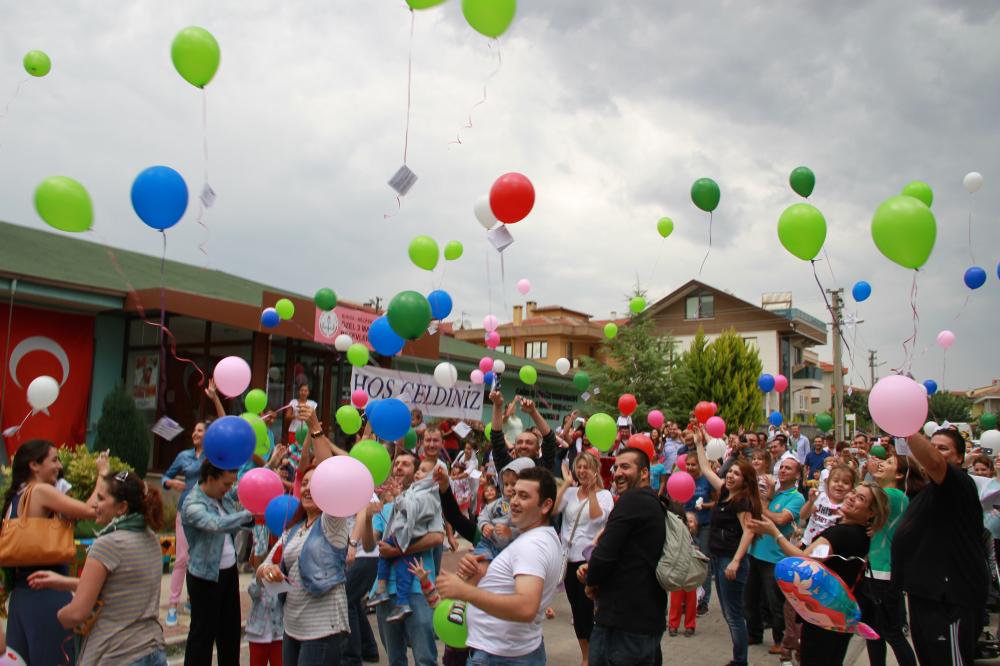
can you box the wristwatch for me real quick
[311,429,324,439]
[349,539,360,548]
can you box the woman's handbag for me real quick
[0,484,77,567]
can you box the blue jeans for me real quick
[713,554,750,666]
[345,557,380,665]
[129,650,168,666]
[695,524,713,607]
[375,592,437,666]
[376,537,416,608]
[589,624,661,666]
[467,642,545,665]
[282,632,346,665]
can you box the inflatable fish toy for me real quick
[774,556,879,639]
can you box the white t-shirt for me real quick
[466,526,562,657]
[802,493,842,545]
[288,399,318,432]
[558,489,614,562]
[210,497,237,568]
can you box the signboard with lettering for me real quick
[314,306,378,348]
[350,365,484,421]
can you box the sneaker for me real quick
[684,628,695,637]
[366,591,391,608]
[165,607,178,627]
[668,627,678,637]
[386,605,412,622]
[780,661,794,666]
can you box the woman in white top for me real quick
[287,383,318,443]
[554,451,614,666]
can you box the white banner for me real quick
[350,366,485,421]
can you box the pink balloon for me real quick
[214,356,251,397]
[310,456,375,517]
[351,390,369,409]
[236,467,284,514]
[479,357,494,373]
[647,409,664,429]
[774,374,788,393]
[516,278,531,295]
[868,374,928,437]
[483,314,499,332]
[937,330,955,349]
[485,331,501,349]
[705,415,726,439]
[470,369,485,384]
[675,453,687,470]
[666,471,696,503]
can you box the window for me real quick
[793,346,803,366]
[685,293,715,320]
[742,336,758,351]
[496,344,512,355]
[524,341,548,359]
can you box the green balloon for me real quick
[901,180,933,208]
[407,0,448,7]
[387,291,433,340]
[404,428,418,450]
[347,343,370,368]
[314,288,337,311]
[573,372,590,392]
[483,422,492,440]
[815,413,833,432]
[585,413,616,452]
[34,176,93,233]
[23,50,51,77]
[350,439,392,485]
[519,365,537,385]
[408,236,440,271]
[789,166,816,198]
[870,445,888,460]
[777,203,827,261]
[336,405,363,435]
[690,178,721,213]
[629,297,646,314]
[656,217,674,238]
[461,0,517,38]
[275,298,295,320]
[171,26,221,88]
[871,195,936,269]
[242,412,270,457]
[244,389,267,415]
[981,413,998,431]
[433,599,468,648]
[444,240,464,261]
[604,323,618,339]
[296,424,309,445]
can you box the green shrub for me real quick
[95,384,151,477]
[57,444,132,503]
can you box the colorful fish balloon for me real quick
[774,556,879,638]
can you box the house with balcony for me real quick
[967,380,1000,420]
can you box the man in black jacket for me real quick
[578,447,667,666]
[487,390,557,472]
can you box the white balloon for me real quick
[982,430,1000,450]
[474,195,498,230]
[27,375,59,410]
[434,362,458,389]
[555,358,571,375]
[923,421,939,437]
[705,438,726,460]
[334,334,353,352]
[964,171,983,194]
[492,360,506,374]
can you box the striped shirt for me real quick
[279,514,350,640]
[79,529,165,666]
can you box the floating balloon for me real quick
[474,195,498,230]
[245,389,267,415]
[265,495,300,536]
[758,374,775,392]
[705,438,727,460]
[851,281,872,303]
[214,356,251,397]
[462,0,517,39]
[705,416,726,439]
[171,27,221,88]
[314,288,337,311]
[275,298,295,320]
[347,343,369,368]
[789,166,816,198]
[936,330,955,349]
[311,456,375,517]
[657,217,674,238]
[769,411,784,427]
[923,421,939,437]
[982,430,1000,451]
[964,172,983,194]
[922,379,938,396]
[964,266,987,290]
[629,297,646,314]
[23,50,51,77]
[694,401,716,424]
[815,413,833,432]
[470,369,484,385]
[516,278,531,295]
[260,308,279,328]
[241,412,269,457]
[776,557,878,638]
[489,172,534,223]
[573,372,590,392]
[519,365,537,385]
[690,178,721,213]
[334,334,352,352]
[444,241,464,261]
[26,376,58,411]
[868,375,928,437]
[131,166,188,231]
[483,314,499,331]
[493,360,506,374]
[618,394,637,416]
[479,357,494,374]
[204,416,255,469]
[981,414,998,431]
[433,599,468,648]
[409,236,439,272]
[777,203,827,261]
[585,413,616,451]
[237,468,283,514]
[901,180,933,208]
[434,362,458,388]
[408,0,448,8]
[555,358,570,375]
[666,471,695,502]
[369,316,405,356]
[774,374,788,393]
[604,323,618,339]
[350,439,392,485]
[387,291,432,340]
[627,434,655,462]
[336,405,363,435]
[351,390,368,409]
[871,195,936,269]
[367,398,410,441]
[485,331,501,349]
[648,409,664,429]
[34,176,93,233]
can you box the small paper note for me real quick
[487,225,514,253]
[592,387,601,395]
[388,165,418,196]
[200,183,216,208]
[894,437,910,455]
[453,421,472,439]
[580,391,591,402]
[469,469,482,480]
[152,416,184,441]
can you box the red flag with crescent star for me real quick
[0,304,94,457]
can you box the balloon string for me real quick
[0,279,17,453]
[0,78,29,149]
[821,245,838,286]
[403,9,414,165]
[645,237,666,296]
[194,88,211,264]
[942,349,947,390]
[500,252,509,323]
[810,259,858,380]
[449,39,502,146]
[953,293,972,322]
[898,271,919,375]
[698,212,712,276]
[968,209,976,264]
[485,247,494,321]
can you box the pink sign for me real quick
[314,306,378,349]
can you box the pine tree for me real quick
[95,385,151,477]
[681,328,763,430]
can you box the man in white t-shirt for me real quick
[436,466,562,664]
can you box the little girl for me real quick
[450,464,473,516]
[801,464,856,545]
[245,523,283,665]
[477,481,499,517]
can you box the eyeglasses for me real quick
[115,471,130,483]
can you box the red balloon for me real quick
[489,172,535,224]
[694,401,714,423]
[618,393,638,416]
[627,434,655,461]
[666,471,696,503]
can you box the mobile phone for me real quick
[985,447,994,456]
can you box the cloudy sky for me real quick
[1,1,998,392]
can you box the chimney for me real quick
[513,304,523,326]
[526,301,537,318]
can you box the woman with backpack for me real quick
[694,433,762,666]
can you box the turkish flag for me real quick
[0,304,94,457]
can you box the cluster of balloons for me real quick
[261,298,295,328]
[871,183,937,270]
[408,236,463,271]
[336,404,363,435]
[757,373,788,393]
[475,172,534,229]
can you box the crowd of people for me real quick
[0,379,995,666]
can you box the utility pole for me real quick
[868,350,878,387]
[828,288,845,442]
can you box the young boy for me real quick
[474,458,534,560]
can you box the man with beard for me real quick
[488,391,557,471]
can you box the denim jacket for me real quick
[283,518,348,596]
[181,484,252,582]
[162,448,205,508]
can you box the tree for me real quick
[843,390,872,432]
[928,391,973,423]
[680,328,763,431]
[95,385,151,477]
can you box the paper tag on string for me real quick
[388,165,418,196]
[894,437,910,455]
[152,416,184,441]
[200,184,216,209]
[592,387,601,395]
[580,391,591,402]
[487,225,514,253]
[453,421,472,439]
[427,323,438,336]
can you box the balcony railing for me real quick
[793,365,824,382]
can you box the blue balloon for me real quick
[369,316,405,356]
[130,166,189,230]
[261,307,280,328]
[758,374,775,392]
[427,290,453,320]
[923,379,938,396]
[964,266,987,290]
[851,280,872,302]
[368,398,410,441]
[769,411,783,427]
[204,415,255,469]
[264,495,300,536]
[483,371,496,386]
